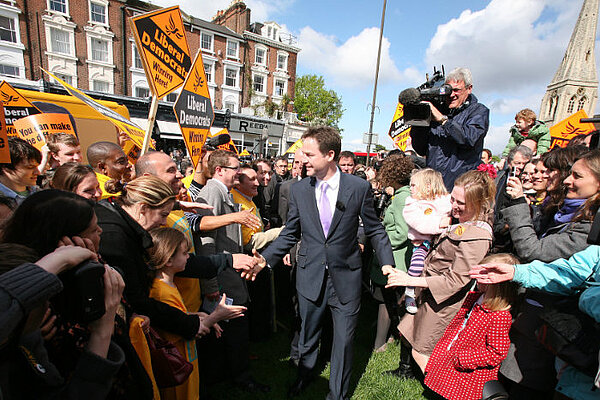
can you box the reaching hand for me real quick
[233,209,262,230]
[283,253,292,267]
[242,249,267,281]
[506,176,524,199]
[178,201,214,213]
[57,235,97,254]
[36,245,97,275]
[469,263,515,284]
[385,269,410,288]
[212,294,246,321]
[232,253,257,277]
[422,101,444,123]
[381,265,395,276]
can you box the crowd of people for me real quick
[1,66,599,400]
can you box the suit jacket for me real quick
[278,177,301,224]
[262,171,394,304]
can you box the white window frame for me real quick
[274,78,286,98]
[132,43,143,70]
[89,0,108,26]
[135,85,150,98]
[49,27,72,55]
[54,71,73,85]
[203,61,213,84]
[48,0,69,16]
[200,31,213,53]
[224,67,238,88]
[252,73,266,94]
[255,45,267,67]
[92,79,109,92]
[276,51,288,71]
[90,37,109,63]
[226,39,238,59]
[0,63,19,77]
[0,15,16,43]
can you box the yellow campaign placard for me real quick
[285,138,303,154]
[213,128,239,155]
[0,103,11,163]
[173,49,213,168]
[239,149,250,157]
[131,6,192,99]
[549,109,595,149]
[13,113,77,151]
[388,102,411,151]
[42,68,152,151]
[0,81,41,137]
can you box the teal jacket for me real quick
[502,120,551,157]
[370,186,412,285]
[514,245,600,400]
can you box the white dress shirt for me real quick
[315,168,340,220]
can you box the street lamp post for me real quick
[365,0,387,167]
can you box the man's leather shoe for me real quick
[382,363,415,380]
[287,377,311,398]
[235,377,271,393]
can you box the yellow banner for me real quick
[13,113,77,151]
[130,6,191,99]
[0,81,41,137]
[549,110,595,149]
[42,68,152,152]
[0,103,10,163]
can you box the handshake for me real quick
[231,249,268,281]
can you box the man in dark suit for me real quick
[257,126,394,400]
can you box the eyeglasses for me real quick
[220,165,240,171]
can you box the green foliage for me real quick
[294,74,344,129]
[491,155,501,162]
[374,144,387,152]
[264,99,278,117]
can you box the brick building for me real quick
[0,0,304,155]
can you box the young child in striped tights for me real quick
[402,168,452,314]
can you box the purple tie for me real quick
[319,182,332,237]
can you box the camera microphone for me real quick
[398,88,421,106]
[205,133,231,150]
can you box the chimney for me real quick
[212,1,251,34]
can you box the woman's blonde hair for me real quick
[119,175,176,209]
[479,253,520,311]
[410,168,447,200]
[454,170,496,221]
[148,227,190,270]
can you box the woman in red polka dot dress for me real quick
[424,253,518,400]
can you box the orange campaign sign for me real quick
[173,50,213,168]
[388,102,412,151]
[213,128,239,155]
[130,6,192,99]
[0,103,11,163]
[549,110,596,149]
[13,113,77,151]
[0,81,41,137]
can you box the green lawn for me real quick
[210,294,429,399]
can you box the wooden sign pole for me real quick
[141,95,159,156]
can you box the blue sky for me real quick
[151,0,598,155]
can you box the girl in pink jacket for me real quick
[402,168,452,313]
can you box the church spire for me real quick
[539,0,599,126]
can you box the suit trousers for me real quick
[297,271,360,400]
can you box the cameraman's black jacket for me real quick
[410,94,489,190]
[95,199,232,340]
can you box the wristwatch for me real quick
[440,115,449,125]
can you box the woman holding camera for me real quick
[0,190,125,399]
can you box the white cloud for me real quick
[297,26,414,88]
[485,122,513,155]
[425,0,581,95]
[149,0,294,22]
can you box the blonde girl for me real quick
[402,168,452,313]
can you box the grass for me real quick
[209,293,430,399]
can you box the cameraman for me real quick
[410,67,489,190]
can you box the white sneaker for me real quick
[405,296,417,314]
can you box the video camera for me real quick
[398,66,451,126]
